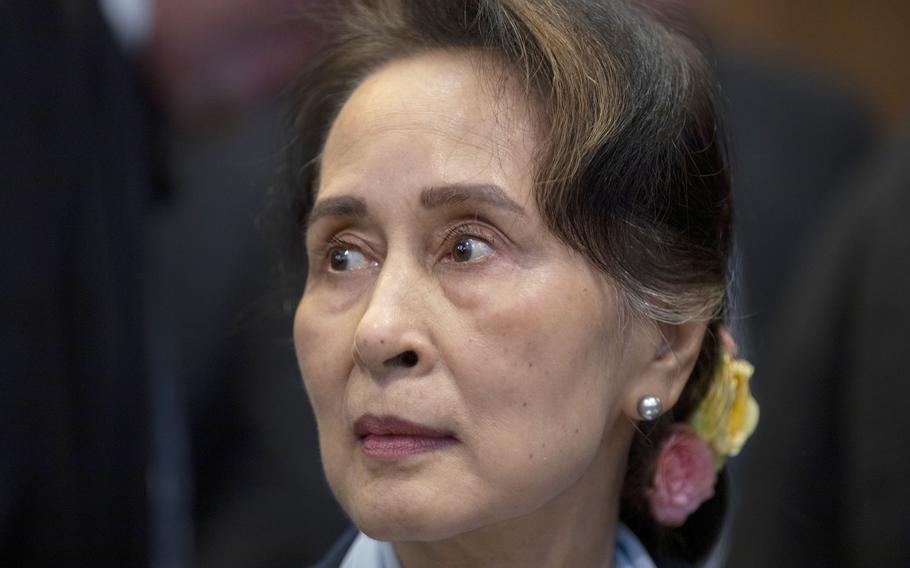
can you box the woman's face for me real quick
[294,52,651,541]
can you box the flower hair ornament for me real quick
[645,327,759,527]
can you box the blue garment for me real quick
[312,524,656,568]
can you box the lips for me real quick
[354,414,457,459]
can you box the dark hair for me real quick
[288,0,731,563]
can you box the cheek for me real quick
[294,292,364,508]
[446,265,621,493]
[293,293,354,431]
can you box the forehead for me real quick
[318,51,540,200]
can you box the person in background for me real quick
[731,128,910,567]
[720,54,880,567]
[0,0,323,565]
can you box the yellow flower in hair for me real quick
[688,351,759,468]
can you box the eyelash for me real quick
[317,234,361,265]
[316,222,498,271]
[439,223,497,262]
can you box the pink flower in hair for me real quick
[646,424,717,527]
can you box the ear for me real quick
[621,320,708,421]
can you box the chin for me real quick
[354,509,475,543]
[341,480,482,542]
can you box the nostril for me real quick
[400,350,418,367]
[384,350,419,368]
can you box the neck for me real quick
[394,424,632,568]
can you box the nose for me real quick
[353,264,437,380]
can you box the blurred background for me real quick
[703,0,910,127]
[2,0,908,567]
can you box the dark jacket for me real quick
[0,0,156,564]
[731,131,910,566]
[310,527,358,568]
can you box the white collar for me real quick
[340,524,656,568]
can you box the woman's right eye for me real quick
[328,247,374,272]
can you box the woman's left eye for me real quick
[450,237,493,263]
[328,247,374,272]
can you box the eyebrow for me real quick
[306,183,525,228]
[307,195,368,227]
[419,184,525,214]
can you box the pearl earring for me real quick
[637,395,662,421]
